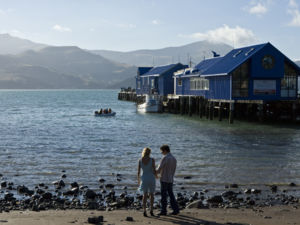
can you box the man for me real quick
[156,144,179,216]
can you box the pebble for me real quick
[88,216,104,224]
[125,216,134,221]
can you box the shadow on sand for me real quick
[151,214,249,225]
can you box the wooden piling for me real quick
[229,102,234,124]
[292,103,297,122]
[218,102,223,121]
[209,101,214,120]
[199,97,203,118]
[205,101,209,119]
[258,104,264,122]
[189,96,192,116]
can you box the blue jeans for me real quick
[160,181,179,213]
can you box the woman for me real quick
[137,147,157,217]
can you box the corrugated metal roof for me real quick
[142,64,177,76]
[138,67,153,76]
[195,57,223,74]
[193,43,268,76]
[203,43,267,75]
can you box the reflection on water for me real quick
[0,90,300,192]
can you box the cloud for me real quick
[53,24,72,32]
[249,3,268,15]
[152,20,160,25]
[178,25,257,47]
[116,23,136,29]
[245,0,273,16]
[287,0,300,26]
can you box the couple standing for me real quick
[137,144,179,217]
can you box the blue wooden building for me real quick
[174,43,300,101]
[136,63,187,96]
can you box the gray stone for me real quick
[125,216,134,221]
[207,195,223,204]
[85,189,97,199]
[88,216,103,224]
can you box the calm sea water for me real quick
[1,89,300,192]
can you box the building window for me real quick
[178,78,182,86]
[232,60,250,97]
[190,77,209,90]
[143,77,147,85]
[281,62,297,97]
[253,80,276,95]
[151,79,155,88]
[137,80,141,89]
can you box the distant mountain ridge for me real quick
[90,41,233,67]
[0,44,137,89]
[0,33,47,55]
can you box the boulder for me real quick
[270,185,277,193]
[221,191,237,198]
[70,182,79,188]
[42,192,53,200]
[85,189,97,199]
[1,181,7,188]
[244,189,251,194]
[207,195,223,204]
[251,189,261,194]
[230,184,238,188]
[105,184,115,189]
[125,217,134,221]
[17,185,29,194]
[88,216,103,224]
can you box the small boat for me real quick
[94,108,116,117]
[94,111,116,117]
[137,94,162,113]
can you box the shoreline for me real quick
[0,175,300,225]
[1,173,300,212]
[0,205,300,225]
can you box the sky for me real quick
[1,0,300,59]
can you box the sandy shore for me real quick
[0,205,299,225]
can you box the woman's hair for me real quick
[142,147,151,157]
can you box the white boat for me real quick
[137,95,162,113]
[94,111,116,117]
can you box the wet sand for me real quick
[0,205,299,225]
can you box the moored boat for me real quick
[137,94,162,113]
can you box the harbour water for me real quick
[1,89,300,193]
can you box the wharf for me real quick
[165,95,300,124]
[118,89,300,124]
[118,87,137,102]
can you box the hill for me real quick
[0,46,137,89]
[90,41,233,66]
[0,33,47,55]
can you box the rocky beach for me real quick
[0,171,299,225]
